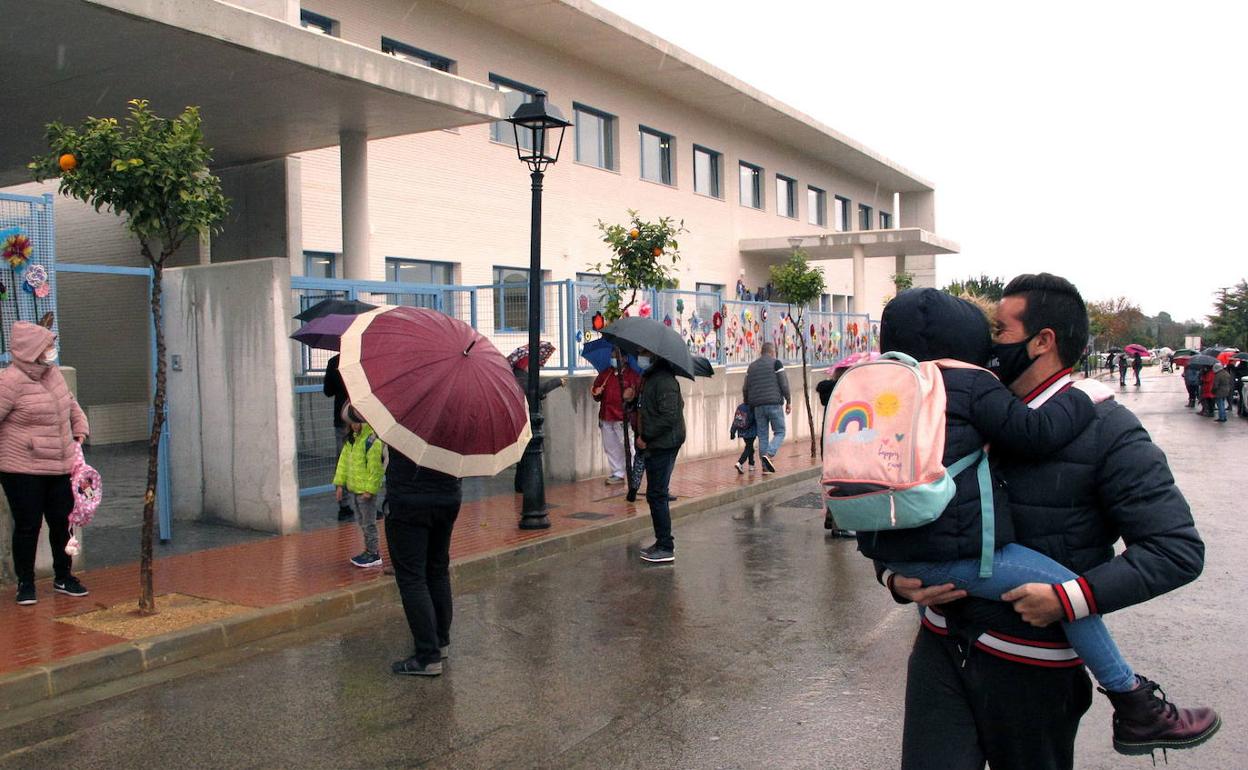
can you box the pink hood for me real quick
[10,322,54,367]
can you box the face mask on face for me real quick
[42,347,58,365]
[989,334,1037,386]
[637,355,653,370]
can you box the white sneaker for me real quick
[734,462,744,474]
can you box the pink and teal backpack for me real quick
[822,352,996,576]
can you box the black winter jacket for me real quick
[935,393,1204,644]
[385,449,463,519]
[638,363,686,451]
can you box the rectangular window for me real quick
[299,9,338,36]
[808,186,827,227]
[820,293,831,313]
[639,126,674,185]
[695,282,724,321]
[776,175,797,219]
[693,145,722,198]
[489,74,540,147]
[879,211,892,229]
[834,195,850,232]
[381,37,453,72]
[739,162,763,209]
[303,251,336,279]
[494,266,531,332]
[858,204,873,231]
[385,258,454,285]
[573,104,616,170]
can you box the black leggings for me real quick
[1,473,74,584]
[737,437,756,465]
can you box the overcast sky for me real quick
[594,0,1247,321]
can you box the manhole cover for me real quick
[779,492,825,510]
[567,511,612,521]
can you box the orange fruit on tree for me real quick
[628,228,640,239]
[58,153,77,172]
[652,247,663,257]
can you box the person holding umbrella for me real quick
[508,342,565,495]
[1183,359,1201,408]
[634,346,686,564]
[590,347,640,485]
[1132,352,1143,387]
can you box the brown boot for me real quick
[1102,675,1221,756]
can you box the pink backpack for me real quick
[69,443,102,527]
[822,352,996,576]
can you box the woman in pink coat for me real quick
[0,322,90,605]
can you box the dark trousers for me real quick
[1186,381,1198,406]
[1118,368,1127,385]
[737,437,756,465]
[1133,368,1141,386]
[901,629,1091,770]
[1,473,74,584]
[385,507,458,664]
[643,448,679,551]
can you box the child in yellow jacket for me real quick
[334,408,385,567]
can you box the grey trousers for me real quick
[350,492,379,555]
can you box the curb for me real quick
[0,465,820,712]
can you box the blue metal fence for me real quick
[0,192,57,362]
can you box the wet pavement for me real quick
[1,369,1241,769]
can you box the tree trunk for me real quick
[787,313,818,458]
[139,259,166,615]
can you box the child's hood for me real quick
[879,288,992,366]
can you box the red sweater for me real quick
[591,367,641,422]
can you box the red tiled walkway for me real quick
[0,443,819,676]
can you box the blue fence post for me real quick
[565,280,576,375]
[469,288,478,330]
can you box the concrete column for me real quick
[852,244,866,315]
[340,130,371,280]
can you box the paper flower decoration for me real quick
[663,314,672,327]
[591,311,605,331]
[810,323,816,337]
[676,298,684,315]
[639,301,652,318]
[23,264,47,292]
[3,233,33,268]
[744,310,752,323]
[712,312,722,330]
[578,294,589,314]
[761,308,768,322]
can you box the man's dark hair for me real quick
[1002,273,1088,367]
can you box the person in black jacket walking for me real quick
[1132,352,1143,387]
[634,350,685,564]
[889,274,1216,768]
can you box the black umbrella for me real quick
[600,317,696,380]
[1200,347,1224,357]
[1106,346,1124,353]
[692,356,715,378]
[1232,352,1248,362]
[294,298,377,322]
[1188,354,1219,367]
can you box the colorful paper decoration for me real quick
[578,294,589,314]
[2,233,32,269]
[712,311,722,330]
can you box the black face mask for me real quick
[989,334,1038,386]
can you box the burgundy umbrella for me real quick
[338,307,530,477]
[289,313,356,351]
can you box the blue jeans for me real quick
[889,543,1136,692]
[753,404,786,457]
[1217,397,1228,420]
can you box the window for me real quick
[303,251,336,279]
[489,74,540,147]
[494,266,532,331]
[808,186,827,227]
[820,293,831,313]
[574,104,616,170]
[381,37,453,72]
[693,145,722,198]
[776,175,797,219]
[834,195,850,231]
[639,126,674,185]
[695,282,723,321]
[879,211,892,229]
[858,204,873,231]
[385,258,454,285]
[739,162,763,209]
[299,9,338,36]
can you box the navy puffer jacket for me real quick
[854,289,1097,564]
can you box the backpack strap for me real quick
[946,448,995,578]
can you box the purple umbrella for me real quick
[290,313,356,351]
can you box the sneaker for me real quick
[1102,675,1221,756]
[760,455,776,474]
[748,463,756,472]
[350,552,382,568]
[734,462,744,475]
[605,476,625,485]
[53,576,89,597]
[391,656,443,677]
[15,582,36,605]
[639,545,675,563]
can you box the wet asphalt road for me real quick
[0,370,1241,769]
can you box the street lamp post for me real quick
[507,90,570,530]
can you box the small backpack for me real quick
[822,352,996,576]
[732,403,753,431]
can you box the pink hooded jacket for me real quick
[0,323,90,475]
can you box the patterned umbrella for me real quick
[338,307,530,477]
[507,341,557,371]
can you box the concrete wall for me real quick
[164,259,300,534]
[213,157,301,265]
[543,365,823,483]
[295,0,914,318]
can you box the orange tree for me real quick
[770,249,826,457]
[30,99,228,614]
[592,209,685,321]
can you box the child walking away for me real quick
[730,402,757,474]
[335,406,385,568]
[824,288,1219,757]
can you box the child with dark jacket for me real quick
[729,402,757,474]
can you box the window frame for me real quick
[384,257,455,286]
[858,203,873,231]
[299,9,338,36]
[638,125,675,186]
[572,102,617,171]
[834,195,851,232]
[739,161,764,210]
[303,251,337,279]
[380,37,453,72]
[692,144,723,199]
[489,74,541,147]
[807,186,827,227]
[776,174,798,219]
[492,265,543,333]
[879,211,892,229]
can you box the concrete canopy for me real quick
[0,0,507,187]
[739,229,961,263]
